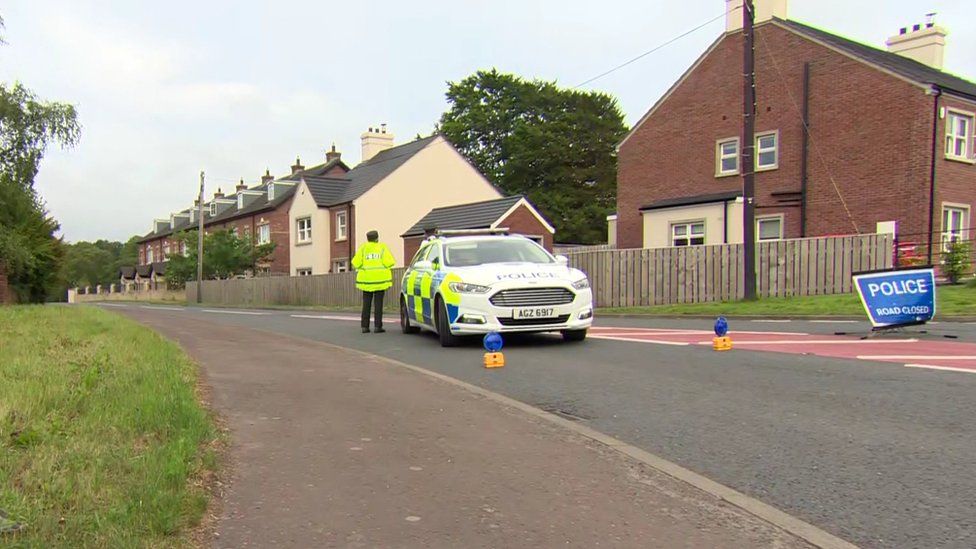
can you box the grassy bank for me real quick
[600,284,976,317]
[0,306,217,547]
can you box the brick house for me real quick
[137,151,349,275]
[401,195,555,261]
[615,0,975,260]
[288,129,502,274]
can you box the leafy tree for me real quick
[439,69,627,244]
[60,236,141,292]
[166,229,275,288]
[0,81,80,302]
[942,241,971,284]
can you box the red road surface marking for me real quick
[590,326,976,373]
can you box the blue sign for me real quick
[483,332,504,352]
[853,267,936,328]
[714,317,728,337]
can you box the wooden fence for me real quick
[187,233,892,309]
[565,233,893,308]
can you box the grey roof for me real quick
[135,264,153,277]
[777,18,976,100]
[151,261,168,276]
[402,196,524,237]
[303,135,439,207]
[119,266,136,279]
[640,191,741,211]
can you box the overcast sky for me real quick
[3,0,973,242]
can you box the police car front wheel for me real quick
[435,296,461,348]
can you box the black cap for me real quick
[366,230,379,242]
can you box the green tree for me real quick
[942,241,971,284]
[0,81,80,302]
[439,69,627,244]
[166,229,275,288]
[59,236,141,292]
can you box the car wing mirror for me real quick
[555,254,569,266]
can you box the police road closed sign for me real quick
[853,267,936,328]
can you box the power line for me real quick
[574,7,738,89]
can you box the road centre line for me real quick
[904,363,976,374]
[857,355,976,361]
[809,320,859,324]
[96,303,128,307]
[589,335,689,346]
[750,319,792,323]
[202,309,270,316]
[696,338,919,346]
[141,305,183,311]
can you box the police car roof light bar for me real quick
[434,228,510,237]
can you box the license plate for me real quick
[513,307,556,319]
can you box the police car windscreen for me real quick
[444,240,553,267]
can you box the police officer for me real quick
[351,230,396,333]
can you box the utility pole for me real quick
[197,171,205,303]
[741,0,757,300]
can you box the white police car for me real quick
[399,232,594,347]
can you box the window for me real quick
[332,259,349,273]
[258,224,271,245]
[296,267,312,276]
[410,244,431,267]
[757,216,783,241]
[443,239,553,267]
[267,183,275,201]
[243,226,251,240]
[427,243,441,268]
[231,227,239,237]
[237,194,245,209]
[756,132,778,170]
[945,111,973,160]
[671,221,705,247]
[716,138,739,175]
[180,241,187,256]
[296,217,312,243]
[942,205,969,250]
[335,210,347,241]
[209,202,217,216]
[147,247,155,263]
[163,242,171,258]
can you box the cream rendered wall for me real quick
[353,136,503,266]
[288,181,332,275]
[641,200,744,248]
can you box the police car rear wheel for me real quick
[561,329,587,342]
[435,296,460,347]
[400,297,420,334]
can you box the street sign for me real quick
[853,267,936,328]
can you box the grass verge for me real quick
[0,306,218,548]
[600,284,976,318]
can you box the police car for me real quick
[399,231,593,347]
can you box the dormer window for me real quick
[209,202,217,216]
[267,183,275,201]
[237,194,245,209]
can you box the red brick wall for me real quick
[329,206,353,272]
[501,204,554,251]
[403,236,423,264]
[933,95,976,251]
[617,23,953,249]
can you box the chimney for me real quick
[291,156,304,174]
[326,143,341,163]
[261,168,274,184]
[213,187,224,200]
[360,124,395,162]
[236,178,247,193]
[886,14,946,70]
[725,0,787,33]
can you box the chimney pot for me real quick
[214,187,224,199]
[236,178,247,192]
[291,156,304,174]
[326,142,342,163]
[261,168,274,184]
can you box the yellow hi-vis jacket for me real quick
[351,241,396,291]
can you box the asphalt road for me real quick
[105,303,976,548]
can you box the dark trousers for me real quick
[361,290,385,329]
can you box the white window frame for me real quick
[716,137,739,176]
[162,242,171,257]
[945,109,974,162]
[756,131,779,171]
[180,241,187,256]
[671,220,706,247]
[296,267,312,277]
[257,224,271,245]
[231,226,239,238]
[237,194,245,209]
[757,215,784,241]
[146,247,155,263]
[335,210,348,241]
[267,183,276,201]
[209,202,217,216]
[941,203,969,251]
[332,259,349,273]
[296,217,312,244]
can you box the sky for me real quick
[3,0,973,243]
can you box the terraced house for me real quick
[614,0,975,260]
[137,149,349,276]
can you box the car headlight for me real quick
[572,278,590,290]
[448,282,490,294]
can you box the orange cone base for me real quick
[713,336,733,351]
[484,352,505,368]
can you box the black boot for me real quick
[362,327,371,333]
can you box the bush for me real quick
[942,241,971,284]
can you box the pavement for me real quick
[120,307,811,548]
[106,303,976,548]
